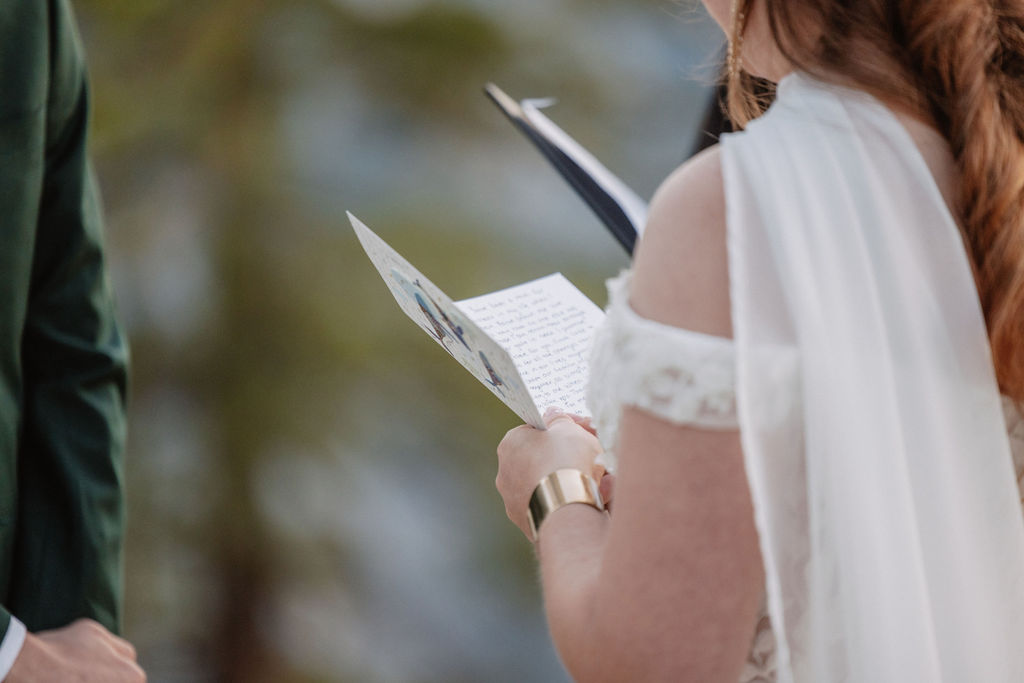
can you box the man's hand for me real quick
[6,619,145,683]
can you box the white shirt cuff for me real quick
[0,616,26,681]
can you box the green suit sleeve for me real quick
[6,0,128,634]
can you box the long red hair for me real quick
[727,0,1024,401]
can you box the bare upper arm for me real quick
[630,145,732,338]
[589,145,764,681]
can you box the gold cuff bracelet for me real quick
[527,468,605,542]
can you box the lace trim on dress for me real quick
[587,270,739,472]
[741,608,779,683]
[1003,397,1024,506]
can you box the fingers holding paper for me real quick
[495,409,605,539]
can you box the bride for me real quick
[494,0,1024,681]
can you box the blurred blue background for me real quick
[74,0,723,680]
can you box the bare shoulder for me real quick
[630,144,731,338]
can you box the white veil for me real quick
[722,73,1024,681]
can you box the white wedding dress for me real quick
[586,73,1024,682]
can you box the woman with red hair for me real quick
[495,1,1024,680]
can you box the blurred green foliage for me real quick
[73,0,718,680]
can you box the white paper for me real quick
[456,274,605,417]
[349,213,607,427]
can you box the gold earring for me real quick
[727,0,746,81]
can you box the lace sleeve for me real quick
[1002,397,1024,506]
[587,271,739,470]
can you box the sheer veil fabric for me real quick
[722,73,1024,681]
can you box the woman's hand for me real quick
[496,409,605,539]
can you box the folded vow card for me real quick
[349,213,605,429]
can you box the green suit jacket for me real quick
[0,0,128,640]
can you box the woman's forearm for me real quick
[535,504,610,681]
[531,411,765,682]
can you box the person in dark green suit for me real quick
[0,1,142,680]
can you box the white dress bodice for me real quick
[586,269,1024,682]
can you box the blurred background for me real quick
[74,0,724,680]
